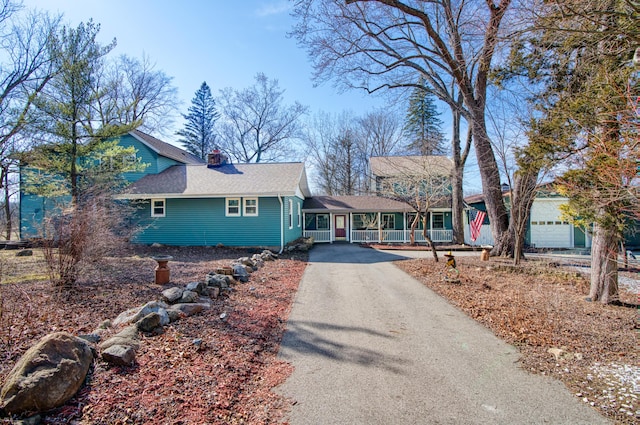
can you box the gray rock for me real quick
[15,250,33,257]
[166,309,183,323]
[167,302,210,317]
[180,290,200,303]
[186,281,206,294]
[77,333,101,344]
[161,287,184,303]
[101,344,136,366]
[0,332,93,415]
[136,312,161,332]
[99,325,140,351]
[238,257,256,267]
[206,273,229,288]
[232,264,249,282]
[112,301,169,327]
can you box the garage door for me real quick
[530,199,573,248]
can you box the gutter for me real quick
[277,193,284,254]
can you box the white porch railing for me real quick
[304,230,331,243]
[351,229,381,243]
[350,229,453,243]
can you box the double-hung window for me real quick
[226,198,240,216]
[151,199,165,217]
[432,212,444,229]
[288,199,293,229]
[243,198,258,216]
[382,214,395,229]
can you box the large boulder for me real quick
[0,332,93,415]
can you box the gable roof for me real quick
[303,195,414,213]
[369,155,453,178]
[129,129,204,165]
[119,162,311,199]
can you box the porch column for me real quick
[378,211,382,243]
[349,213,353,243]
[403,212,407,243]
[329,213,333,243]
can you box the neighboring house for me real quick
[369,155,453,196]
[464,188,594,249]
[300,155,455,245]
[20,129,205,239]
[302,195,453,244]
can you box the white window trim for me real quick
[382,213,395,229]
[316,214,329,230]
[226,198,241,217]
[243,197,259,216]
[432,212,445,229]
[151,198,165,218]
[297,202,301,227]
[288,199,293,229]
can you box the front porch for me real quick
[303,211,453,244]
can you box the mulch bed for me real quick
[0,246,307,424]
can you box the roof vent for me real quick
[207,149,227,168]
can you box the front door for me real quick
[334,215,347,240]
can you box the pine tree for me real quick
[177,82,219,160]
[403,77,446,156]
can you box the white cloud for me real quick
[255,1,291,17]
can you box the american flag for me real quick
[470,209,486,242]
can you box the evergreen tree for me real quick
[27,20,138,205]
[177,82,219,160]
[403,77,446,156]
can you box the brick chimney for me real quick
[207,149,223,168]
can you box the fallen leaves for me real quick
[0,246,307,424]
[398,255,639,424]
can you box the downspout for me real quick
[277,194,284,254]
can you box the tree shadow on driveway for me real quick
[308,244,409,264]
[279,319,411,375]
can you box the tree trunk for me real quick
[409,213,419,245]
[450,103,465,245]
[422,216,439,262]
[468,108,510,253]
[3,167,11,240]
[510,169,539,264]
[588,222,619,304]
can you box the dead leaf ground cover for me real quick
[0,246,307,424]
[396,253,639,425]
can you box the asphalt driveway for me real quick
[277,243,609,424]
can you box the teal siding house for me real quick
[19,130,204,239]
[117,156,310,250]
[21,129,463,249]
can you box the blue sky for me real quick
[22,0,387,129]
[20,0,484,194]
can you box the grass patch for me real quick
[0,249,49,284]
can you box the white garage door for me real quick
[530,199,573,248]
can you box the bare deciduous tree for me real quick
[292,0,516,253]
[376,156,453,261]
[217,73,307,163]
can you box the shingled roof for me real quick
[303,195,414,212]
[369,155,453,177]
[119,162,311,199]
[129,129,204,165]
